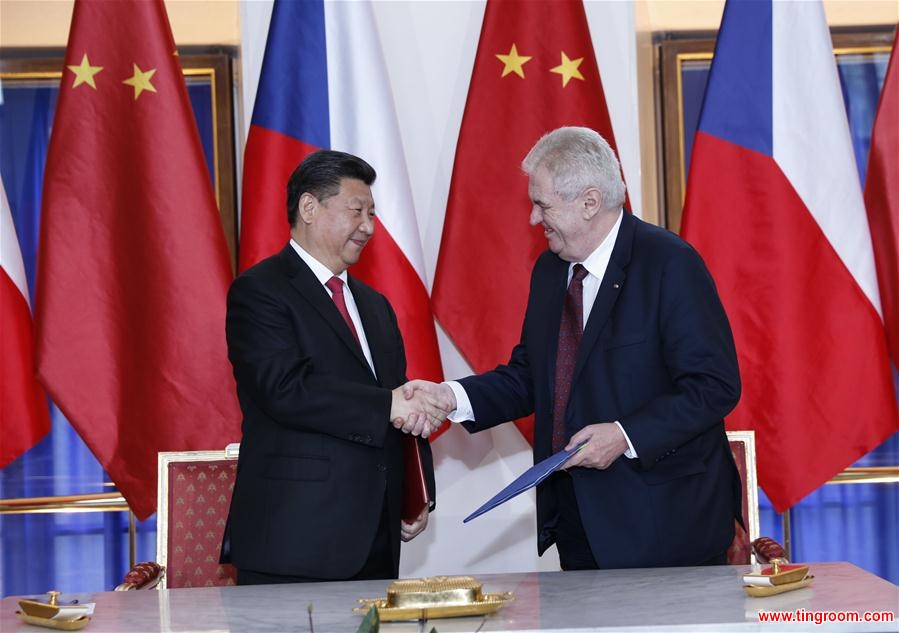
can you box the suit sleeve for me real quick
[225,272,393,446]
[457,316,536,433]
[621,246,741,467]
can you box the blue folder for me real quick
[463,440,588,523]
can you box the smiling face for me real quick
[293,177,375,275]
[528,166,598,262]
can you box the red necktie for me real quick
[552,264,588,453]
[325,276,359,343]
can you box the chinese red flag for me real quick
[34,0,241,520]
[865,30,899,368]
[432,0,625,442]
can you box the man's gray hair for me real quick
[522,126,626,209]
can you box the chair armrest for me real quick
[752,537,788,563]
[115,562,165,590]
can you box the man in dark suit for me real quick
[223,150,442,584]
[408,127,742,570]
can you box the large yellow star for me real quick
[66,54,103,90]
[496,43,532,79]
[550,51,585,87]
[122,63,158,100]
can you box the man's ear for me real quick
[298,192,318,224]
[582,187,604,220]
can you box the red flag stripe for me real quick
[239,126,319,272]
[686,135,897,510]
[0,269,51,467]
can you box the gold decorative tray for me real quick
[15,611,91,631]
[743,561,814,597]
[744,576,814,597]
[16,592,92,630]
[355,575,514,621]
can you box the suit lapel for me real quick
[349,276,390,385]
[571,212,636,387]
[279,246,370,371]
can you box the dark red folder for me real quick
[402,436,431,523]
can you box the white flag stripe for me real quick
[325,0,427,283]
[772,0,882,316]
[586,1,642,216]
[1,178,31,308]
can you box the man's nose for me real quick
[360,213,375,235]
[529,206,542,226]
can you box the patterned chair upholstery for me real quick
[725,430,760,564]
[156,445,240,588]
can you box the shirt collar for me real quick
[290,239,348,286]
[577,209,623,278]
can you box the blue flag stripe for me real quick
[251,0,330,149]
[697,0,773,156]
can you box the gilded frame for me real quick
[0,50,238,270]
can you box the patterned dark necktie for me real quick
[325,276,359,343]
[552,264,588,453]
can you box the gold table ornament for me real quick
[355,575,514,621]
[16,591,92,630]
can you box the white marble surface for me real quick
[4,563,897,632]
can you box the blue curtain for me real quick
[0,79,214,597]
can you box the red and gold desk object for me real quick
[743,559,814,597]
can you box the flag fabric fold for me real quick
[239,0,443,387]
[1,177,51,467]
[864,30,899,368]
[681,0,898,511]
[431,0,626,443]
[34,0,241,520]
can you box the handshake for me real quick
[389,380,457,438]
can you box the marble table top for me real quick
[3,562,897,632]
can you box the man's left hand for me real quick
[563,423,628,470]
[400,507,429,542]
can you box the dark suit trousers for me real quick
[237,493,395,585]
[549,472,730,570]
[549,472,599,571]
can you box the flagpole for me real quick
[782,509,792,561]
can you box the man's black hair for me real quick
[286,150,376,227]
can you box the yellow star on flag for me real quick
[123,63,158,100]
[496,43,532,79]
[550,51,585,87]
[67,54,103,90]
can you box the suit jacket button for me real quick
[377,464,387,472]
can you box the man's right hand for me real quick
[390,383,452,438]
[402,380,456,413]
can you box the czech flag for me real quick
[240,0,443,386]
[681,0,898,511]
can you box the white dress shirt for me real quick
[290,239,377,377]
[445,210,637,457]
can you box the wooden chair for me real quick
[726,430,760,564]
[154,445,240,588]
